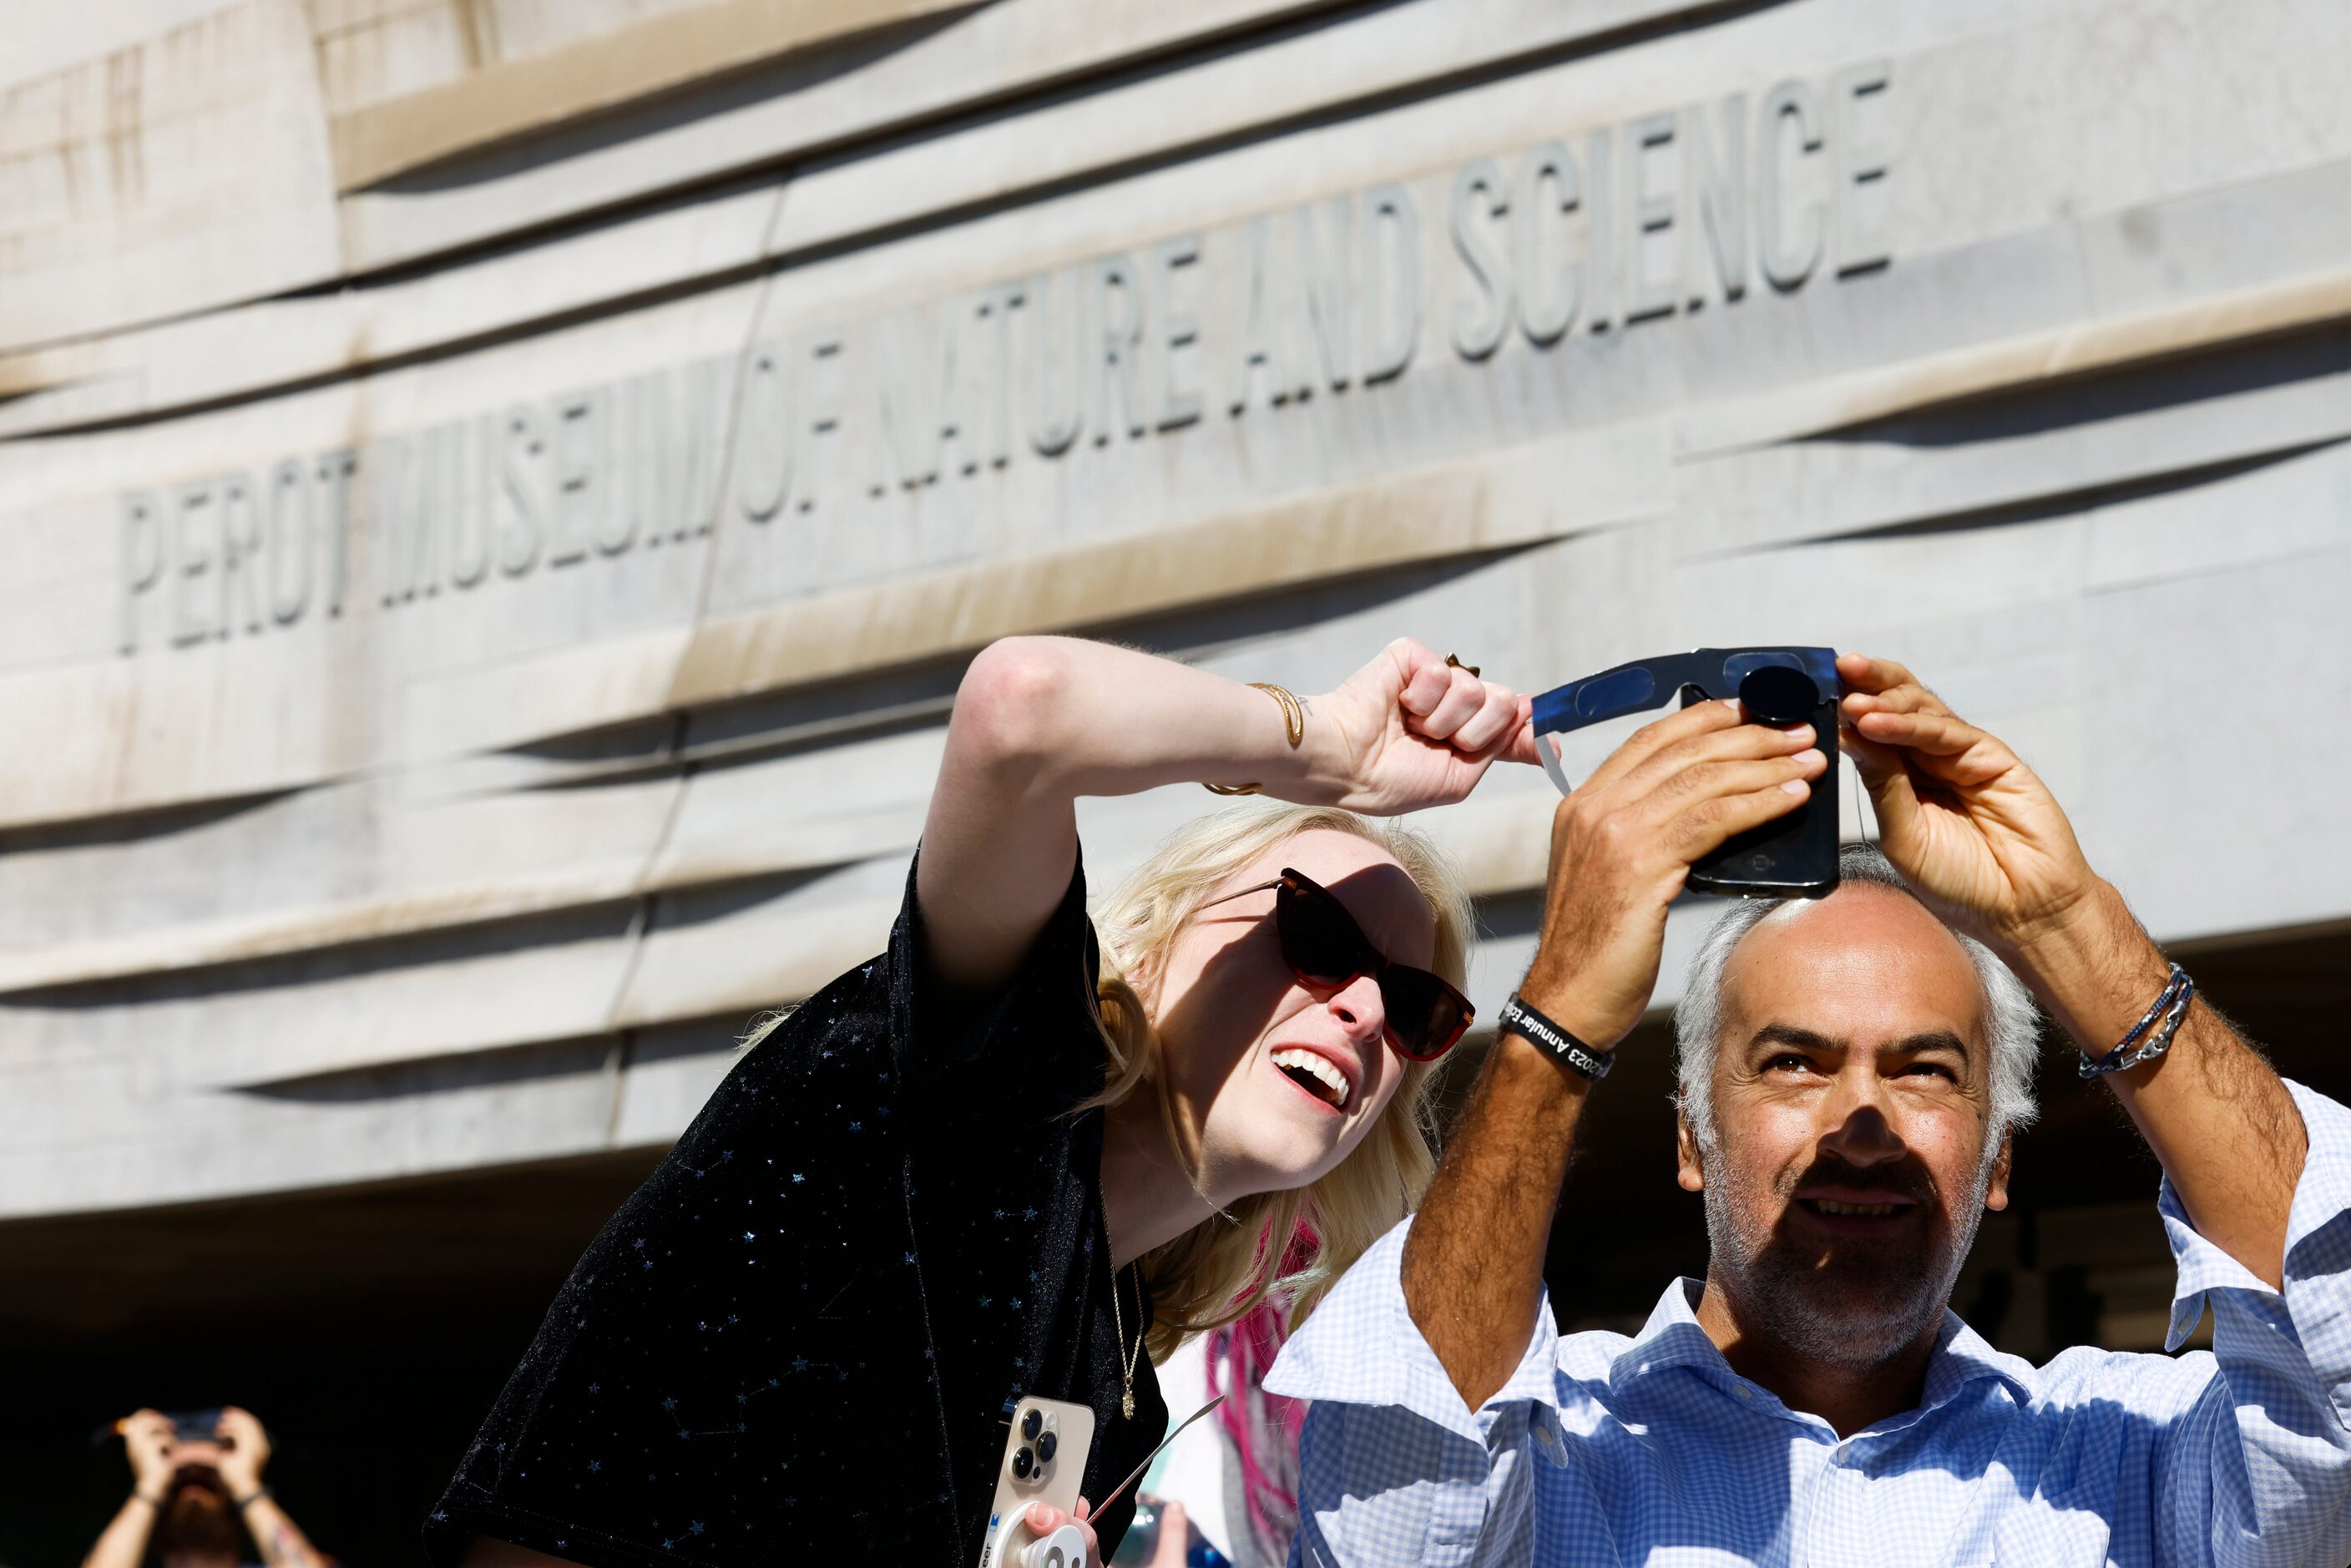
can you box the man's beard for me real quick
[159,1476,245,1560]
[1701,1138,1996,1369]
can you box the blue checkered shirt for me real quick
[1267,1080,2351,1567]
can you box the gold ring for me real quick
[1445,654,1481,677]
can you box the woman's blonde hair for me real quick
[1084,802,1474,1362]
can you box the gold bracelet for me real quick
[1251,683,1306,748]
[1202,682,1305,795]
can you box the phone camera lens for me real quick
[1036,1431,1057,1463]
[1012,1446,1034,1479]
[1737,665,1818,726]
[1021,1409,1043,1440]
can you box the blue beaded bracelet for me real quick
[2078,964,2194,1079]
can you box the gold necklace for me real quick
[1100,1175,1144,1419]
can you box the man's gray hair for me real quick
[1672,845,2040,1156]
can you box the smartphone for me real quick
[1681,665,1841,898]
[1531,649,1843,900]
[978,1396,1095,1568]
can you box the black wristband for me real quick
[232,1488,270,1510]
[1499,994,1614,1080]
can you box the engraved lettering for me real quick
[1151,235,1203,432]
[498,408,548,576]
[1684,94,1749,306]
[1299,199,1352,391]
[1514,140,1580,347]
[1361,183,1419,384]
[1025,270,1082,457]
[735,342,791,523]
[170,480,217,646]
[448,415,496,585]
[548,390,601,566]
[218,472,265,635]
[1831,59,1893,275]
[1757,78,1826,290]
[1450,157,1512,361]
[1093,253,1147,443]
[1625,111,1678,323]
[265,458,313,624]
[118,491,164,655]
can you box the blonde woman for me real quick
[429,635,1539,1568]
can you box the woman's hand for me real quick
[1022,1497,1098,1565]
[919,635,1538,998]
[1310,638,1541,815]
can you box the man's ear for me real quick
[1984,1131,2013,1212]
[1676,1111,1706,1193]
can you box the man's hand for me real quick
[1521,697,1826,1041]
[119,1410,174,1500]
[1404,695,1823,1411]
[1836,652,2102,952]
[214,1407,270,1497]
[1838,652,2306,1288]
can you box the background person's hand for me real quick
[212,1407,271,1497]
[1143,1499,1190,1567]
[1522,697,1826,1047]
[1311,638,1541,814]
[1837,652,2101,952]
[119,1410,174,1500]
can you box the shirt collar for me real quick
[1609,1278,2038,1420]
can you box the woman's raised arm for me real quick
[915,635,1538,997]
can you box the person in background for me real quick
[83,1409,327,1568]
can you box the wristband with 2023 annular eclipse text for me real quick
[1498,993,1615,1080]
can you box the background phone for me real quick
[978,1396,1095,1568]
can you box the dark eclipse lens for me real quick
[1737,665,1820,726]
[1036,1431,1057,1463]
[1277,882,1367,985]
[1021,1409,1043,1441]
[1270,871,1472,1060]
[1013,1446,1034,1479]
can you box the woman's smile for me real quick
[1267,1041,1358,1113]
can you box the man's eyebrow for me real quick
[1747,1023,1843,1055]
[1889,1029,1973,1062]
[1746,1024,1974,1062]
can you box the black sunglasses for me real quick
[1201,867,1474,1061]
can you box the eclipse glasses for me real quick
[1529,646,1844,898]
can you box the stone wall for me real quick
[3,0,2346,1221]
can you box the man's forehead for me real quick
[1722,883,1988,1044]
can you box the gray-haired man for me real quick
[1270,653,2351,1566]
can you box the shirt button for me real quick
[1732,1385,1753,1402]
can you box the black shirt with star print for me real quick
[424,851,1167,1566]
